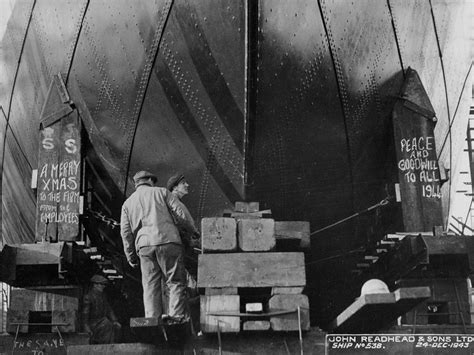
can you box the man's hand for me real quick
[128,257,139,269]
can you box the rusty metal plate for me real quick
[2,131,36,245]
[7,0,88,166]
[67,0,173,192]
[128,0,245,220]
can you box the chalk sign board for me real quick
[392,70,443,231]
[35,112,81,242]
[12,333,66,354]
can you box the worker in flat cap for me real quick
[167,173,200,246]
[120,170,197,321]
[167,173,201,330]
[82,275,121,344]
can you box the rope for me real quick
[310,196,392,236]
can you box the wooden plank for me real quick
[36,113,81,242]
[68,343,159,355]
[205,288,238,296]
[197,253,306,288]
[9,286,80,311]
[6,309,29,333]
[130,317,161,328]
[243,320,270,331]
[269,294,310,331]
[15,249,60,266]
[200,295,240,333]
[271,287,304,295]
[274,221,310,248]
[238,219,275,251]
[230,210,271,219]
[57,112,82,241]
[329,287,431,333]
[201,217,237,252]
[235,202,259,213]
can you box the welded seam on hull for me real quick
[65,0,91,86]
[429,0,452,226]
[4,0,37,125]
[0,0,37,244]
[244,0,259,199]
[174,3,245,154]
[154,58,243,204]
[122,0,175,196]
[316,0,355,211]
[0,107,32,171]
[386,0,405,79]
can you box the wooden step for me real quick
[197,253,306,288]
[235,202,260,213]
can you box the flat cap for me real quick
[167,173,185,191]
[90,274,108,284]
[133,170,157,187]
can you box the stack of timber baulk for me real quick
[197,201,310,333]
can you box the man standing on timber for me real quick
[120,171,196,320]
[167,173,200,249]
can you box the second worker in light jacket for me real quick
[120,171,196,320]
[166,172,201,248]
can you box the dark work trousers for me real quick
[138,243,186,318]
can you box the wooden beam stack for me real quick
[198,201,311,333]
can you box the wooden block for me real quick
[243,320,271,331]
[198,253,306,288]
[200,295,240,333]
[201,217,237,252]
[245,303,263,313]
[274,221,310,248]
[205,288,238,296]
[230,210,272,219]
[52,310,77,332]
[6,309,29,333]
[235,202,259,213]
[130,317,161,328]
[238,219,275,251]
[271,287,304,295]
[269,294,310,331]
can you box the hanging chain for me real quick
[86,209,120,229]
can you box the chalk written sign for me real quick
[35,113,81,242]
[397,136,441,199]
[12,333,65,354]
